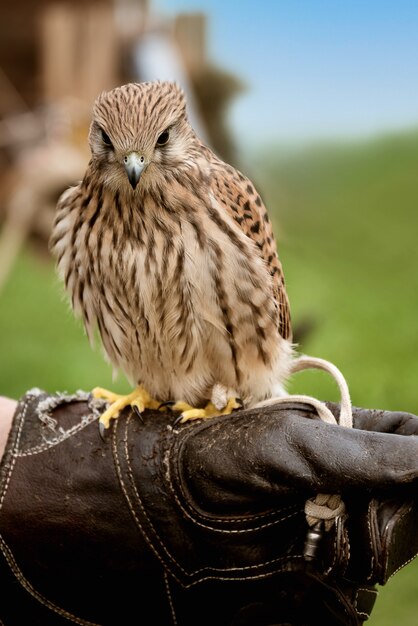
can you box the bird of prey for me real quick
[50,81,293,429]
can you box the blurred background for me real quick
[0,0,418,622]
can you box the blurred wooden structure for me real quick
[39,3,119,107]
[0,0,245,293]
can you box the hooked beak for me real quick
[124,153,146,189]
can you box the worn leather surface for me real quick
[1,390,418,625]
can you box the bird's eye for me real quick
[156,129,170,147]
[100,128,113,148]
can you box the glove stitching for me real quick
[354,587,378,618]
[0,534,100,626]
[173,431,302,525]
[115,414,308,582]
[16,412,99,457]
[366,499,377,583]
[11,393,104,457]
[381,503,417,584]
[111,414,186,576]
[170,479,301,533]
[387,552,418,583]
[0,397,100,625]
[170,442,302,530]
[0,396,28,509]
[163,571,178,626]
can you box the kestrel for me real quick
[50,81,293,429]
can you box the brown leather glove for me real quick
[1,390,418,625]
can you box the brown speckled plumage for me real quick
[50,81,293,408]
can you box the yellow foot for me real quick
[93,385,161,430]
[172,397,242,424]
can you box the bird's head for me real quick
[88,81,196,193]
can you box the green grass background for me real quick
[1,129,418,622]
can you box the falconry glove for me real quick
[1,389,418,625]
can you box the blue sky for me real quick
[155,0,418,146]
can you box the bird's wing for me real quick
[210,163,292,341]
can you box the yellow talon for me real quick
[175,397,242,424]
[170,401,195,413]
[93,385,161,430]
